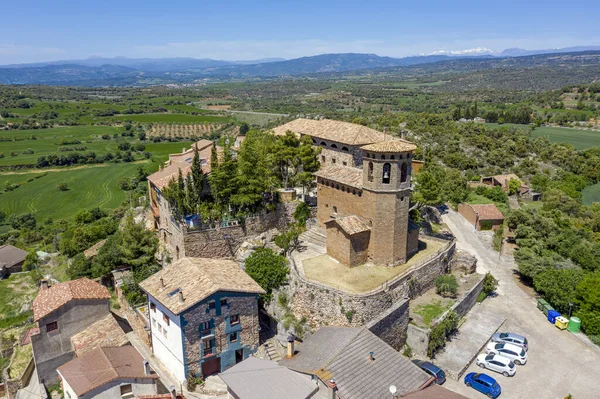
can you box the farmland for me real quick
[531,126,600,150]
[582,183,600,206]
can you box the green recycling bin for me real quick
[568,317,581,333]
[543,303,554,316]
[537,298,549,312]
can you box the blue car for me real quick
[464,372,501,398]
[411,359,446,384]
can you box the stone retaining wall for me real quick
[287,239,456,348]
[406,273,485,357]
[182,203,298,258]
[366,299,410,351]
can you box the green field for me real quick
[531,126,600,150]
[106,113,233,123]
[582,183,600,206]
[0,162,148,223]
[0,126,122,166]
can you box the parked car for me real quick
[476,353,516,377]
[491,332,528,352]
[464,372,502,398]
[411,360,446,384]
[485,342,528,365]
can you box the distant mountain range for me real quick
[0,45,599,86]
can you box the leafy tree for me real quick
[67,253,93,279]
[508,178,521,196]
[295,135,321,198]
[482,272,499,294]
[435,274,458,297]
[272,131,300,189]
[244,248,289,302]
[209,143,238,207]
[534,268,584,314]
[414,171,442,205]
[442,169,469,205]
[239,123,249,136]
[574,273,600,336]
[119,213,159,270]
[9,213,36,230]
[274,224,305,256]
[23,250,39,271]
[0,210,5,224]
[91,234,123,277]
[293,202,311,227]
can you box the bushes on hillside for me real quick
[244,248,289,302]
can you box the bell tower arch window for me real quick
[382,163,391,184]
[368,162,374,182]
[400,162,408,183]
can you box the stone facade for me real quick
[31,299,110,386]
[287,239,455,333]
[325,225,369,266]
[181,293,260,378]
[313,140,363,167]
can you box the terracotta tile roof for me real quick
[315,165,363,189]
[273,118,389,146]
[71,314,130,357]
[139,257,265,315]
[57,346,157,396]
[0,245,27,268]
[470,204,505,220]
[326,215,370,236]
[83,239,106,258]
[32,278,110,321]
[147,140,219,190]
[361,139,417,153]
[488,173,521,187]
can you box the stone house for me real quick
[480,173,541,200]
[147,140,217,260]
[57,346,158,399]
[0,245,27,277]
[31,278,113,386]
[274,119,419,267]
[138,257,265,382]
[280,327,433,398]
[457,203,505,231]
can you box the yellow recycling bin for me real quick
[555,316,569,330]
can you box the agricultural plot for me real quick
[148,123,224,138]
[0,126,123,166]
[531,126,600,150]
[107,113,232,123]
[0,162,146,223]
[582,183,600,206]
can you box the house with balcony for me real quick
[138,257,265,382]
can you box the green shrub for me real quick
[483,272,499,294]
[476,291,488,303]
[245,248,289,302]
[427,311,459,357]
[435,274,458,297]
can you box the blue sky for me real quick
[1,0,599,63]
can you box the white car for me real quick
[476,353,516,377]
[485,342,528,365]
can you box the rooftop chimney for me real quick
[40,279,49,291]
[169,385,177,399]
[143,360,151,376]
[178,290,184,303]
[160,277,165,287]
[182,148,186,153]
[287,335,295,358]
[369,351,375,362]
[327,379,338,399]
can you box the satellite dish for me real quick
[389,385,397,394]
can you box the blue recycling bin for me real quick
[548,310,560,324]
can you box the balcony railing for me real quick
[203,347,214,357]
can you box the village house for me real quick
[147,140,218,260]
[457,203,505,231]
[30,278,124,385]
[220,357,322,399]
[57,346,158,399]
[480,173,541,200]
[274,118,419,266]
[0,244,27,277]
[138,257,265,382]
[280,327,433,398]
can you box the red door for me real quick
[202,357,221,377]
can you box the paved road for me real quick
[441,208,600,399]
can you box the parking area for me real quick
[441,209,600,399]
[434,303,505,380]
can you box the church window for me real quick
[331,143,338,149]
[382,163,391,184]
[368,162,374,182]
[401,163,408,183]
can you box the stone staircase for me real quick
[264,339,283,362]
[300,226,326,248]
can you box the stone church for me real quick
[273,118,419,267]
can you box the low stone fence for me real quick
[406,273,485,357]
[182,202,298,258]
[2,350,34,399]
[116,295,151,347]
[287,238,456,349]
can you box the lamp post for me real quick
[568,302,573,319]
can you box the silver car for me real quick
[491,332,528,352]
